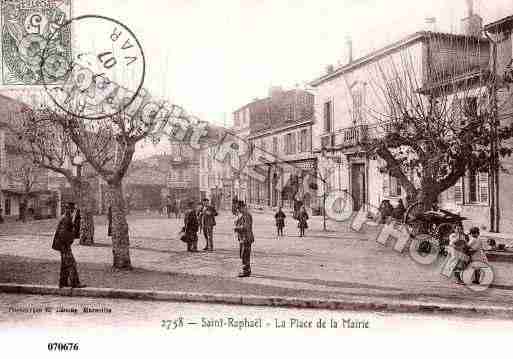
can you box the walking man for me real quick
[234,201,254,277]
[200,198,217,251]
[52,204,86,289]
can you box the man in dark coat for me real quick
[199,198,218,251]
[184,201,199,252]
[52,204,85,288]
[234,201,254,277]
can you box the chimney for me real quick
[269,86,283,97]
[325,64,334,74]
[344,35,353,64]
[461,0,482,37]
[425,17,437,32]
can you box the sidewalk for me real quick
[1,212,513,316]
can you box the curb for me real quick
[1,283,513,317]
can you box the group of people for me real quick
[274,205,309,238]
[165,198,182,219]
[448,225,488,285]
[182,198,218,252]
[181,198,253,277]
[377,199,406,224]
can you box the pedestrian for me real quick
[107,206,112,238]
[392,199,406,222]
[184,200,199,252]
[378,200,393,224]
[297,205,308,237]
[234,201,254,277]
[448,224,468,284]
[467,227,489,285]
[274,206,286,237]
[166,197,172,219]
[200,198,218,251]
[51,204,86,289]
[73,208,81,239]
[175,199,181,218]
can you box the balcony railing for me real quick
[339,124,369,148]
[338,122,397,148]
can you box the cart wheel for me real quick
[411,233,440,256]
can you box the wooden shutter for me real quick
[479,172,489,204]
[454,177,463,204]
[382,172,389,197]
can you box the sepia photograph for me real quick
[0,0,513,357]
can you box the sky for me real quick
[57,0,513,156]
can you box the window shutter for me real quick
[382,173,389,197]
[479,172,489,204]
[454,177,463,204]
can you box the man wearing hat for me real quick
[183,200,199,252]
[52,203,86,288]
[199,198,218,251]
[234,201,254,277]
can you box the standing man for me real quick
[234,201,254,277]
[200,198,218,251]
[184,200,199,252]
[52,204,86,288]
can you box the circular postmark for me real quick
[41,15,146,120]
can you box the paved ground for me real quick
[2,211,513,309]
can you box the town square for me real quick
[1,0,513,356]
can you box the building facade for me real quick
[310,8,501,231]
[244,87,316,210]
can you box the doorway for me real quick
[351,163,366,211]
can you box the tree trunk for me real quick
[108,181,131,270]
[416,186,439,212]
[71,179,95,246]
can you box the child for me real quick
[467,227,488,285]
[297,206,309,237]
[274,207,286,238]
[448,224,468,284]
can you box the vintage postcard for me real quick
[1,0,513,357]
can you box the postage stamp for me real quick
[1,0,72,85]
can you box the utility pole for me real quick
[485,31,500,233]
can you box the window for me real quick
[299,129,309,152]
[273,137,278,154]
[384,173,401,197]
[389,175,402,197]
[287,103,294,121]
[352,87,364,123]
[323,101,332,132]
[453,170,488,204]
[285,133,296,155]
[4,198,10,216]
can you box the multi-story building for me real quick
[243,87,316,210]
[0,96,58,220]
[198,124,233,209]
[309,5,502,231]
[167,140,200,204]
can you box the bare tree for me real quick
[3,93,97,244]
[5,155,46,222]
[46,88,189,270]
[363,32,513,211]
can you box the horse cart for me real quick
[403,202,467,256]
